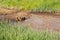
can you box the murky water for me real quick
[0,13,60,31]
[20,13,60,31]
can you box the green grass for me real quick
[0,0,60,11]
[0,22,60,40]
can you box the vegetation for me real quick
[0,0,60,40]
[0,0,60,11]
[0,22,60,40]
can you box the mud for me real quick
[19,13,60,31]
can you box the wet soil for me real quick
[20,13,60,31]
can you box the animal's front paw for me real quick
[16,16,27,21]
[21,16,26,21]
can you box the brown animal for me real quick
[4,12,31,21]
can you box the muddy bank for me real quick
[0,7,21,15]
[0,7,60,31]
[0,12,60,32]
